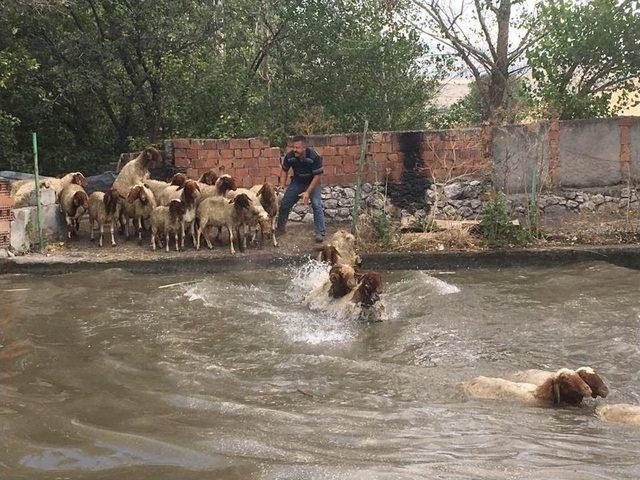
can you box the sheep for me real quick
[88,189,121,247]
[12,172,87,208]
[198,170,218,186]
[58,183,89,239]
[250,182,279,247]
[460,368,593,406]
[597,404,640,426]
[112,146,162,197]
[506,367,608,399]
[149,199,187,252]
[198,174,237,202]
[194,193,264,255]
[126,183,157,244]
[304,264,385,322]
[143,178,171,202]
[156,173,189,206]
[177,180,201,249]
[315,229,360,266]
[225,187,272,251]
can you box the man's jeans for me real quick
[277,178,326,236]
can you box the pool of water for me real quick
[1,261,639,479]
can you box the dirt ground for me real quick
[37,219,344,262]
[15,210,640,262]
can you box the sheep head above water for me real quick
[535,368,593,406]
[315,245,340,265]
[575,367,608,398]
[329,264,358,298]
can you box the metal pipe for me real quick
[351,120,369,236]
[32,132,44,253]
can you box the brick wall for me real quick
[169,127,491,188]
[0,180,12,248]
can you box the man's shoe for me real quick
[274,227,286,236]
[314,233,325,243]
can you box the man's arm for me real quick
[278,168,289,189]
[299,174,320,204]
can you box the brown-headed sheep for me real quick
[177,180,201,249]
[58,183,89,239]
[194,193,264,255]
[126,184,157,244]
[597,404,640,426]
[88,189,121,247]
[506,367,608,399]
[461,368,593,406]
[112,146,162,197]
[250,183,279,247]
[225,187,271,251]
[149,199,186,252]
[12,172,87,208]
[305,264,385,322]
[198,170,218,186]
[316,229,360,266]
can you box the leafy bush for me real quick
[480,192,529,247]
[372,211,395,246]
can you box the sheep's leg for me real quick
[98,222,104,247]
[195,222,201,250]
[163,232,169,252]
[190,222,197,250]
[228,225,235,255]
[66,216,73,239]
[175,230,180,252]
[90,218,95,242]
[214,226,222,244]
[272,217,278,247]
[137,217,143,245]
[202,224,213,250]
[110,220,116,247]
[180,222,186,249]
[151,229,157,251]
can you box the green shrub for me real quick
[372,211,395,246]
[480,192,530,247]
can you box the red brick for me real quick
[252,149,261,158]
[258,157,276,168]
[330,135,346,146]
[240,149,253,159]
[186,168,199,178]
[235,167,249,178]
[175,156,191,168]
[220,149,234,159]
[172,138,191,149]
[230,138,250,149]
[324,156,341,166]
[249,138,267,148]
[265,147,281,158]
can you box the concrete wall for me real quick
[492,122,550,194]
[629,117,640,182]
[557,118,622,188]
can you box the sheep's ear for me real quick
[177,185,184,190]
[195,183,201,191]
[257,185,264,196]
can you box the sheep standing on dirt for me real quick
[197,174,237,203]
[112,146,162,197]
[178,180,201,249]
[156,173,189,206]
[250,183,279,247]
[58,183,89,239]
[88,189,121,247]
[126,184,157,244]
[225,187,272,251]
[195,193,264,255]
[150,199,186,252]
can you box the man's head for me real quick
[290,135,306,158]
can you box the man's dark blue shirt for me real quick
[282,147,323,183]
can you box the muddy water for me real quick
[1,261,639,479]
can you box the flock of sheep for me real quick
[12,146,278,254]
[9,146,639,427]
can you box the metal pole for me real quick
[351,119,369,235]
[32,132,44,253]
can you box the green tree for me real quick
[527,0,640,120]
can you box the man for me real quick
[276,135,326,242]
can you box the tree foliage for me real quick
[527,0,640,119]
[0,0,443,175]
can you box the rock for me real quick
[324,199,338,209]
[592,194,605,205]
[579,201,595,211]
[414,209,427,218]
[293,204,307,214]
[459,206,473,218]
[544,204,568,216]
[443,205,457,217]
[338,198,354,207]
[444,183,464,199]
[621,188,631,198]
[338,208,351,217]
[325,208,338,218]
[322,186,331,195]
[343,187,356,199]
[566,200,579,209]
[10,205,66,252]
[447,199,462,208]
[367,194,386,210]
[85,172,117,196]
[400,214,415,231]
[470,199,482,210]
[302,213,314,224]
[565,191,577,200]
[0,248,8,258]
[362,183,372,194]
[288,212,302,221]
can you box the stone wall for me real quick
[0,180,11,249]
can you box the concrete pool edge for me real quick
[1,244,640,274]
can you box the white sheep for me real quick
[58,183,89,239]
[225,187,271,251]
[250,182,279,247]
[88,189,121,247]
[315,229,360,266]
[12,172,87,208]
[126,184,157,244]
[597,404,640,426]
[506,367,608,398]
[112,146,162,197]
[460,369,593,406]
[194,193,264,255]
[149,199,186,252]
